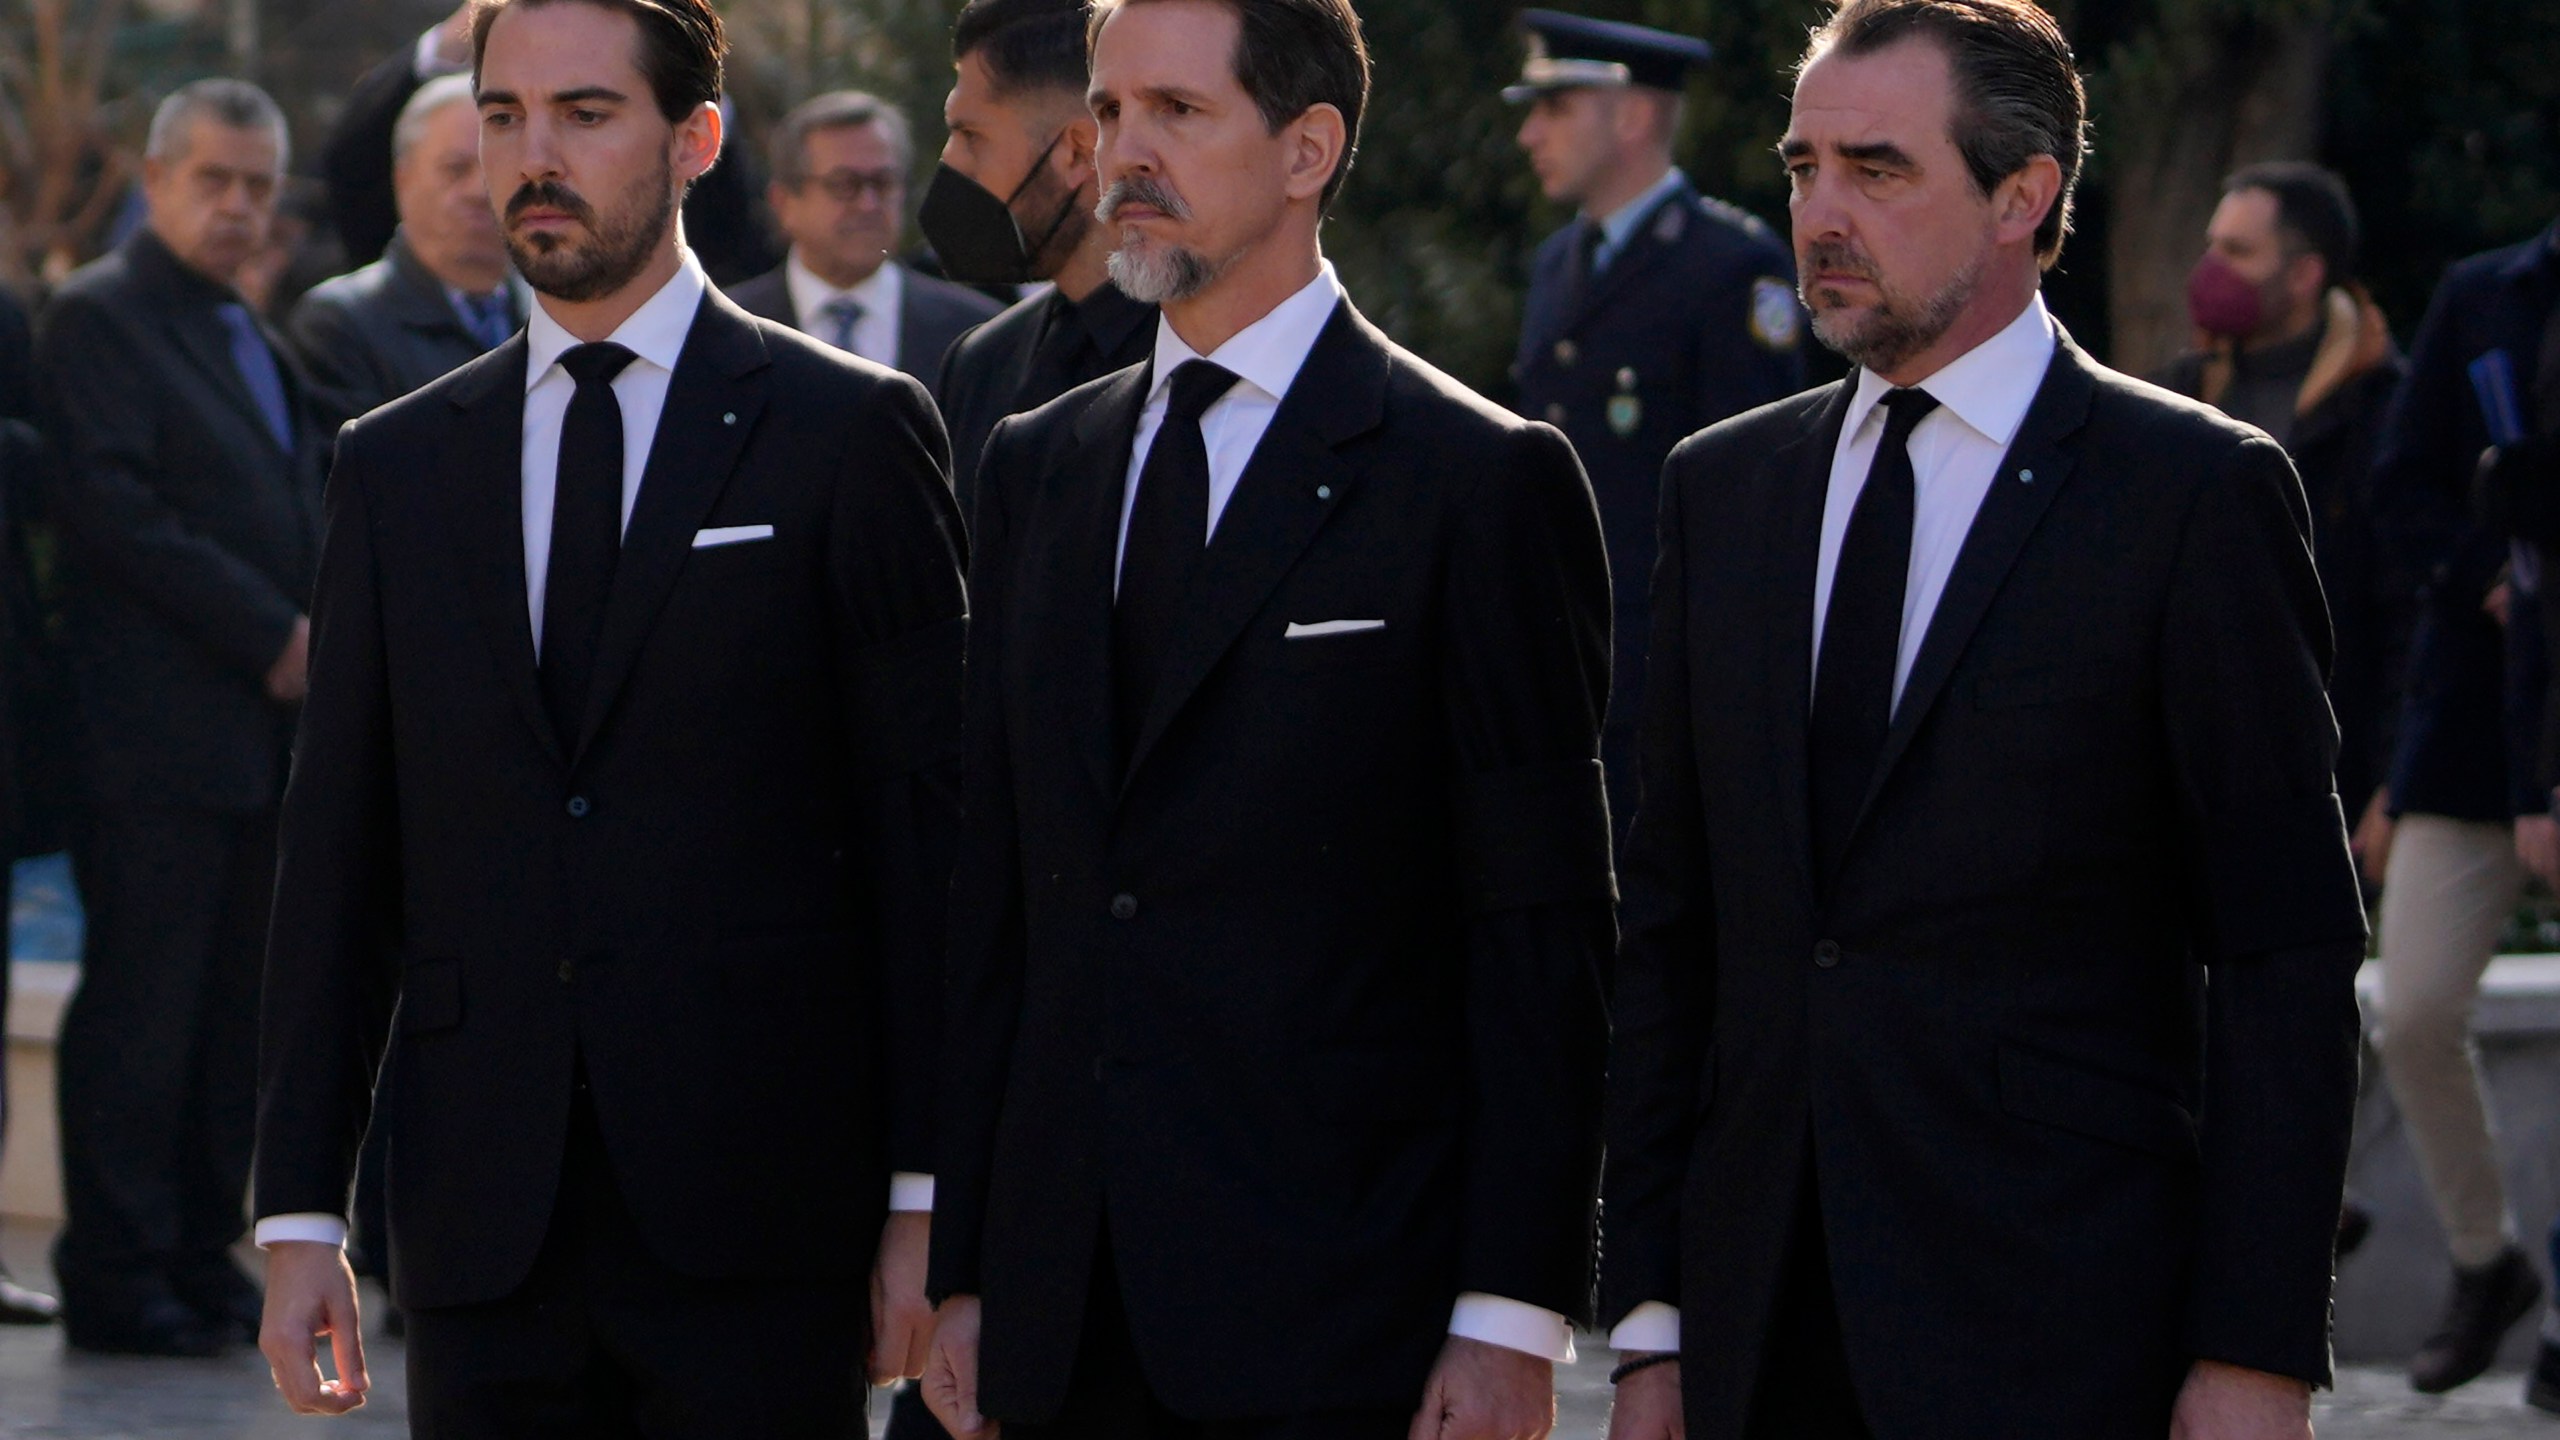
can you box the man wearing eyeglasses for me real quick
[731,90,1001,382]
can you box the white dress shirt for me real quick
[1605,293,2059,1358]
[1113,262,1343,583]
[255,250,931,1251]
[785,251,903,371]
[1105,262,1576,1364]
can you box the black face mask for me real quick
[918,132,1082,286]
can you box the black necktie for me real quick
[1565,221,1607,311]
[1113,359,1240,770]
[1810,386,1940,882]
[540,342,637,744]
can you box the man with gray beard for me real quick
[922,1,1612,1437]
[1599,1,2364,1438]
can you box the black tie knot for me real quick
[1164,360,1241,428]
[1880,386,1940,445]
[561,341,637,388]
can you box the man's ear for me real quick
[1993,153,2061,251]
[1060,113,1101,188]
[673,100,723,184]
[1281,102,1347,205]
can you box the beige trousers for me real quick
[2376,813,2525,1267]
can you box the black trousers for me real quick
[404,1082,870,1440]
[52,805,271,1315]
[1743,1176,1873,1440]
[1002,1234,1410,1440]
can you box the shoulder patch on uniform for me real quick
[1652,203,1689,246]
[1750,276,1802,351]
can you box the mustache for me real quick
[504,180,596,228]
[1800,238,1880,283]
[1096,175,1189,225]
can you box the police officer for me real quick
[1510,9,1804,843]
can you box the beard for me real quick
[1801,236,1986,375]
[1016,159,1094,279]
[503,155,675,303]
[1098,174,1228,305]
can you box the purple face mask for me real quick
[2187,252,2267,339]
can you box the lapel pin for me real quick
[1316,485,1333,500]
[723,412,737,426]
[2018,468,2035,484]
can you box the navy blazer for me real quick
[2372,223,2560,821]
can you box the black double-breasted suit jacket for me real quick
[931,298,1615,1421]
[1603,331,2370,1438]
[254,289,967,1311]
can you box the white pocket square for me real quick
[1285,619,1386,639]
[692,524,775,549]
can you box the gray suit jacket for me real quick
[726,259,1001,384]
[288,230,513,422]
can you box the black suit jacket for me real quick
[322,51,780,285]
[35,229,327,812]
[726,261,1001,386]
[1602,329,2369,1438]
[934,280,1157,514]
[254,289,967,1311]
[288,229,512,420]
[930,297,1614,1422]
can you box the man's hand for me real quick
[1604,1358,1683,1440]
[923,1294,997,1439]
[258,1240,368,1416]
[1407,1334,1555,1440]
[266,617,311,704]
[432,3,475,68]
[2352,787,2395,888]
[2486,580,2515,628]
[2168,1360,2311,1440]
[2521,813,2560,891]
[868,1212,934,1385]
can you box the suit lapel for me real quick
[1061,366,1150,805]
[1120,303,1387,788]
[1848,333,2097,831]
[573,291,771,759]
[439,337,564,769]
[1767,382,1853,910]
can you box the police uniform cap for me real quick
[1505,10,1715,103]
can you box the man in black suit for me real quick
[36,78,327,1358]
[291,73,520,417]
[927,0,1159,505]
[728,91,1001,382]
[253,0,962,1430]
[1599,4,2367,1439]
[320,1,778,285]
[922,2,1611,1438]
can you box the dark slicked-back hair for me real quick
[954,0,1094,97]
[471,0,727,124]
[1803,0,2086,268]
[1087,0,1369,213]
[2224,160,2360,288]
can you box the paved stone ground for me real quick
[2,1220,2554,1439]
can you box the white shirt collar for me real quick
[1843,291,2057,449]
[524,248,708,391]
[785,250,900,330]
[1145,261,1346,410]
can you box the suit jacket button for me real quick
[1109,893,1138,921]
[1814,940,1842,969]
[566,796,590,819]
[557,957,574,983]
[1544,404,1568,426]
[1555,340,1579,367]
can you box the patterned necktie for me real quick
[458,291,514,352]
[540,342,638,743]
[1809,386,1940,883]
[217,303,294,451]
[1112,359,1242,770]
[820,297,866,354]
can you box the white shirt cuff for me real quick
[255,1213,350,1249]
[1608,1302,1681,1354]
[889,1172,935,1213]
[1448,1292,1575,1363]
